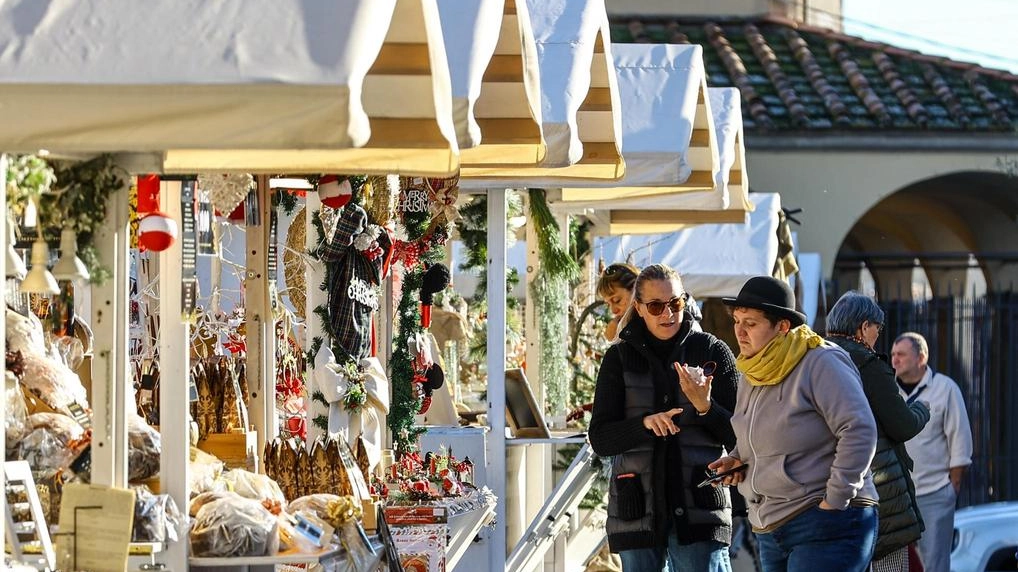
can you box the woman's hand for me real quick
[643,408,683,437]
[817,499,837,510]
[708,456,746,486]
[674,363,712,414]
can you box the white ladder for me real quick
[4,460,56,571]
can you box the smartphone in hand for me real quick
[696,464,748,488]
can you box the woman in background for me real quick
[826,292,929,572]
[596,263,640,342]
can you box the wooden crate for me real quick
[196,430,257,470]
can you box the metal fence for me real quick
[837,292,1018,507]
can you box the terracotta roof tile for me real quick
[610,15,1018,132]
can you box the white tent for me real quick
[0,0,459,176]
[555,43,718,195]
[596,192,782,298]
[460,0,624,183]
[593,86,755,234]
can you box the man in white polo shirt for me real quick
[890,332,973,572]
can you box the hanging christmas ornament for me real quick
[138,211,178,252]
[419,263,450,328]
[317,175,353,210]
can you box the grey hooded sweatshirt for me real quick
[730,342,879,531]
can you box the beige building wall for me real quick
[745,149,1006,279]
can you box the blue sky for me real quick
[843,0,1018,73]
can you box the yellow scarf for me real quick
[736,325,824,386]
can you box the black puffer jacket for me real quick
[828,336,931,559]
[589,315,738,552]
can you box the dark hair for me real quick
[826,291,884,336]
[634,264,684,302]
[596,263,639,299]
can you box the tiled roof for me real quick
[611,16,1018,132]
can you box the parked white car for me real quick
[951,501,1018,572]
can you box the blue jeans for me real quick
[620,536,731,572]
[914,483,956,572]
[755,505,877,572]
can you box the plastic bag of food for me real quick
[189,446,226,494]
[128,415,161,482]
[19,413,88,480]
[189,491,233,518]
[5,372,29,456]
[189,495,280,557]
[20,352,89,415]
[6,307,48,357]
[132,486,182,543]
[221,469,286,507]
[287,493,342,521]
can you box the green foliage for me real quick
[527,189,579,283]
[570,217,593,263]
[7,154,124,285]
[273,189,300,216]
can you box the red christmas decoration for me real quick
[138,211,178,252]
[317,175,353,210]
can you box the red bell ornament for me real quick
[138,211,179,252]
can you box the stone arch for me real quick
[834,170,1018,300]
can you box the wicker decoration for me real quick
[364,175,395,227]
[198,173,252,216]
[283,206,308,319]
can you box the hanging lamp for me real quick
[5,223,27,280]
[21,237,59,295]
[52,227,90,282]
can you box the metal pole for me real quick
[487,189,508,570]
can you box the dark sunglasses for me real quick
[640,296,684,316]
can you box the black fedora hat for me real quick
[722,276,807,327]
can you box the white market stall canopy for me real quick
[556,43,718,198]
[596,87,754,234]
[596,192,781,298]
[460,0,624,184]
[0,0,459,176]
[439,0,546,166]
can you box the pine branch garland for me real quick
[527,189,578,418]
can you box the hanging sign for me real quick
[180,179,199,318]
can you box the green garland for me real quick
[5,154,124,285]
[527,189,580,418]
[388,179,449,456]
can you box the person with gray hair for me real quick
[825,292,930,572]
[891,331,973,572]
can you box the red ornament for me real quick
[138,211,178,252]
[317,175,353,210]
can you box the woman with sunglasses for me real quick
[709,277,879,572]
[826,292,930,572]
[589,264,739,571]
[597,262,640,342]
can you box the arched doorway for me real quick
[833,171,1018,301]
[829,170,1018,506]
